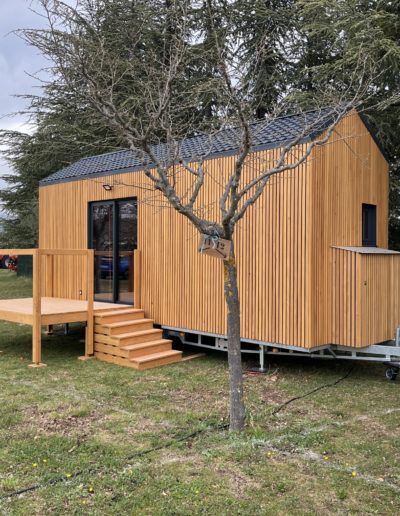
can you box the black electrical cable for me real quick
[0,420,229,501]
[2,367,355,499]
[272,365,355,415]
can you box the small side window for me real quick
[362,204,377,247]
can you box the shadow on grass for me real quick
[0,324,86,365]
[0,320,390,386]
[173,338,388,384]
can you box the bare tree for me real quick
[23,0,376,430]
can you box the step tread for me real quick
[131,350,182,364]
[113,328,162,340]
[95,308,143,318]
[99,318,154,329]
[120,339,172,351]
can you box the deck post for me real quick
[134,249,141,308]
[85,249,95,357]
[29,249,46,368]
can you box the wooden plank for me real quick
[94,342,129,358]
[31,249,44,366]
[86,249,94,356]
[131,350,182,370]
[0,297,122,326]
[134,249,142,309]
[95,319,154,336]
[40,249,89,256]
[0,249,35,256]
[95,340,172,358]
[0,309,33,325]
[95,309,144,324]
[47,255,54,297]
[41,312,88,325]
[94,351,138,369]
[180,353,206,362]
[95,329,163,346]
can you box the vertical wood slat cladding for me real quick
[332,248,358,346]
[332,249,400,347]
[39,144,313,348]
[39,112,391,349]
[310,113,390,346]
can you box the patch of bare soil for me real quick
[121,416,175,436]
[172,389,228,412]
[244,373,291,407]
[157,449,200,466]
[259,388,289,406]
[215,466,261,498]
[24,405,101,438]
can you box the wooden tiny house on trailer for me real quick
[2,109,400,369]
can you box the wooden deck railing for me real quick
[0,248,95,367]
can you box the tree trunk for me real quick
[223,247,245,431]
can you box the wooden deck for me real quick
[0,248,131,367]
[0,297,122,326]
[0,249,185,370]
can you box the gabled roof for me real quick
[39,108,354,186]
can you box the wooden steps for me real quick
[93,309,182,370]
[95,308,145,323]
[131,350,183,370]
[95,318,154,335]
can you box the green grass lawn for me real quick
[0,269,399,514]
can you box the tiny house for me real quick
[28,109,400,368]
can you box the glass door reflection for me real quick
[117,200,137,304]
[92,202,114,303]
[90,199,137,304]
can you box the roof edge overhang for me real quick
[333,246,400,255]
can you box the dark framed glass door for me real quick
[89,198,137,304]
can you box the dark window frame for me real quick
[88,197,138,304]
[362,203,377,247]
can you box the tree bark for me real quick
[223,246,245,431]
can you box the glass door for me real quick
[91,201,114,303]
[89,198,137,304]
[117,199,137,303]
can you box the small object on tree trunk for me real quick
[199,234,231,260]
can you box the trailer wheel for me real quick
[385,367,398,381]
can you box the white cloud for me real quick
[0,0,49,204]
[0,0,78,209]
[0,0,50,130]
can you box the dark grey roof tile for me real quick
[40,108,337,185]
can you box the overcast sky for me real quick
[0,0,51,195]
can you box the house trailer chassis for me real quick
[163,326,400,379]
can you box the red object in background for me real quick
[0,255,18,271]
[8,256,18,272]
